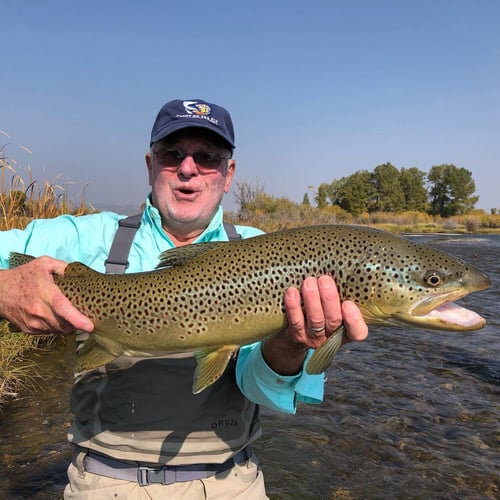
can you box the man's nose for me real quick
[177,154,198,176]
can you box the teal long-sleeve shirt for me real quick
[0,198,324,413]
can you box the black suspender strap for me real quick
[105,215,241,275]
[104,213,142,274]
[223,221,242,240]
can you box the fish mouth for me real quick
[401,291,487,331]
[415,302,487,330]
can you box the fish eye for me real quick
[424,271,444,287]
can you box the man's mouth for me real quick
[175,187,200,199]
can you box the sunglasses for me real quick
[153,148,231,171]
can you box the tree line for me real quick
[310,163,479,217]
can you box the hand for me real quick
[262,276,368,375]
[0,256,94,335]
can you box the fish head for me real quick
[344,234,491,331]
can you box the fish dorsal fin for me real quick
[305,326,346,374]
[64,261,100,277]
[8,252,36,268]
[157,242,225,269]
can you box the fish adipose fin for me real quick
[192,345,239,394]
[306,326,346,374]
[157,242,226,268]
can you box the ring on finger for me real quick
[309,325,326,334]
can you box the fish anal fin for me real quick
[306,326,346,375]
[192,345,239,394]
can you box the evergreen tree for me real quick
[337,170,372,216]
[400,167,428,211]
[370,163,404,212]
[427,164,478,216]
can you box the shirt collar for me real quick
[143,195,225,245]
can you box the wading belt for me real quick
[104,213,241,274]
[73,446,252,486]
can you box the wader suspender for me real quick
[104,214,241,274]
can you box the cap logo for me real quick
[183,101,211,116]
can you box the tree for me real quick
[336,170,372,216]
[315,182,333,208]
[400,167,428,211]
[232,178,265,213]
[370,163,404,212]
[427,164,478,216]
[301,193,310,206]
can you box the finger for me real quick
[317,275,342,335]
[52,293,94,333]
[341,300,368,343]
[284,286,306,340]
[302,277,326,334]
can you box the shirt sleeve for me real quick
[0,212,123,270]
[235,342,325,413]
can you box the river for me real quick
[0,234,498,499]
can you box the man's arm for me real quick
[0,257,94,335]
[236,275,368,412]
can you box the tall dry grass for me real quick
[0,165,92,230]
[0,141,92,406]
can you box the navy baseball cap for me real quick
[150,99,235,149]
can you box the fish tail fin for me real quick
[192,345,239,394]
[8,252,36,268]
[306,326,346,374]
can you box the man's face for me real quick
[146,128,235,239]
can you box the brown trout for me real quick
[10,225,490,393]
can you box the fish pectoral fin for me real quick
[75,336,120,373]
[192,345,239,394]
[306,326,346,375]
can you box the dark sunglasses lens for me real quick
[193,152,221,168]
[157,150,183,166]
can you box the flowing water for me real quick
[0,235,498,499]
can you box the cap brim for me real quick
[150,120,235,148]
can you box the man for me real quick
[0,99,368,499]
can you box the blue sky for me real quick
[2,0,499,214]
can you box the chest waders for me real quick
[70,216,259,485]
